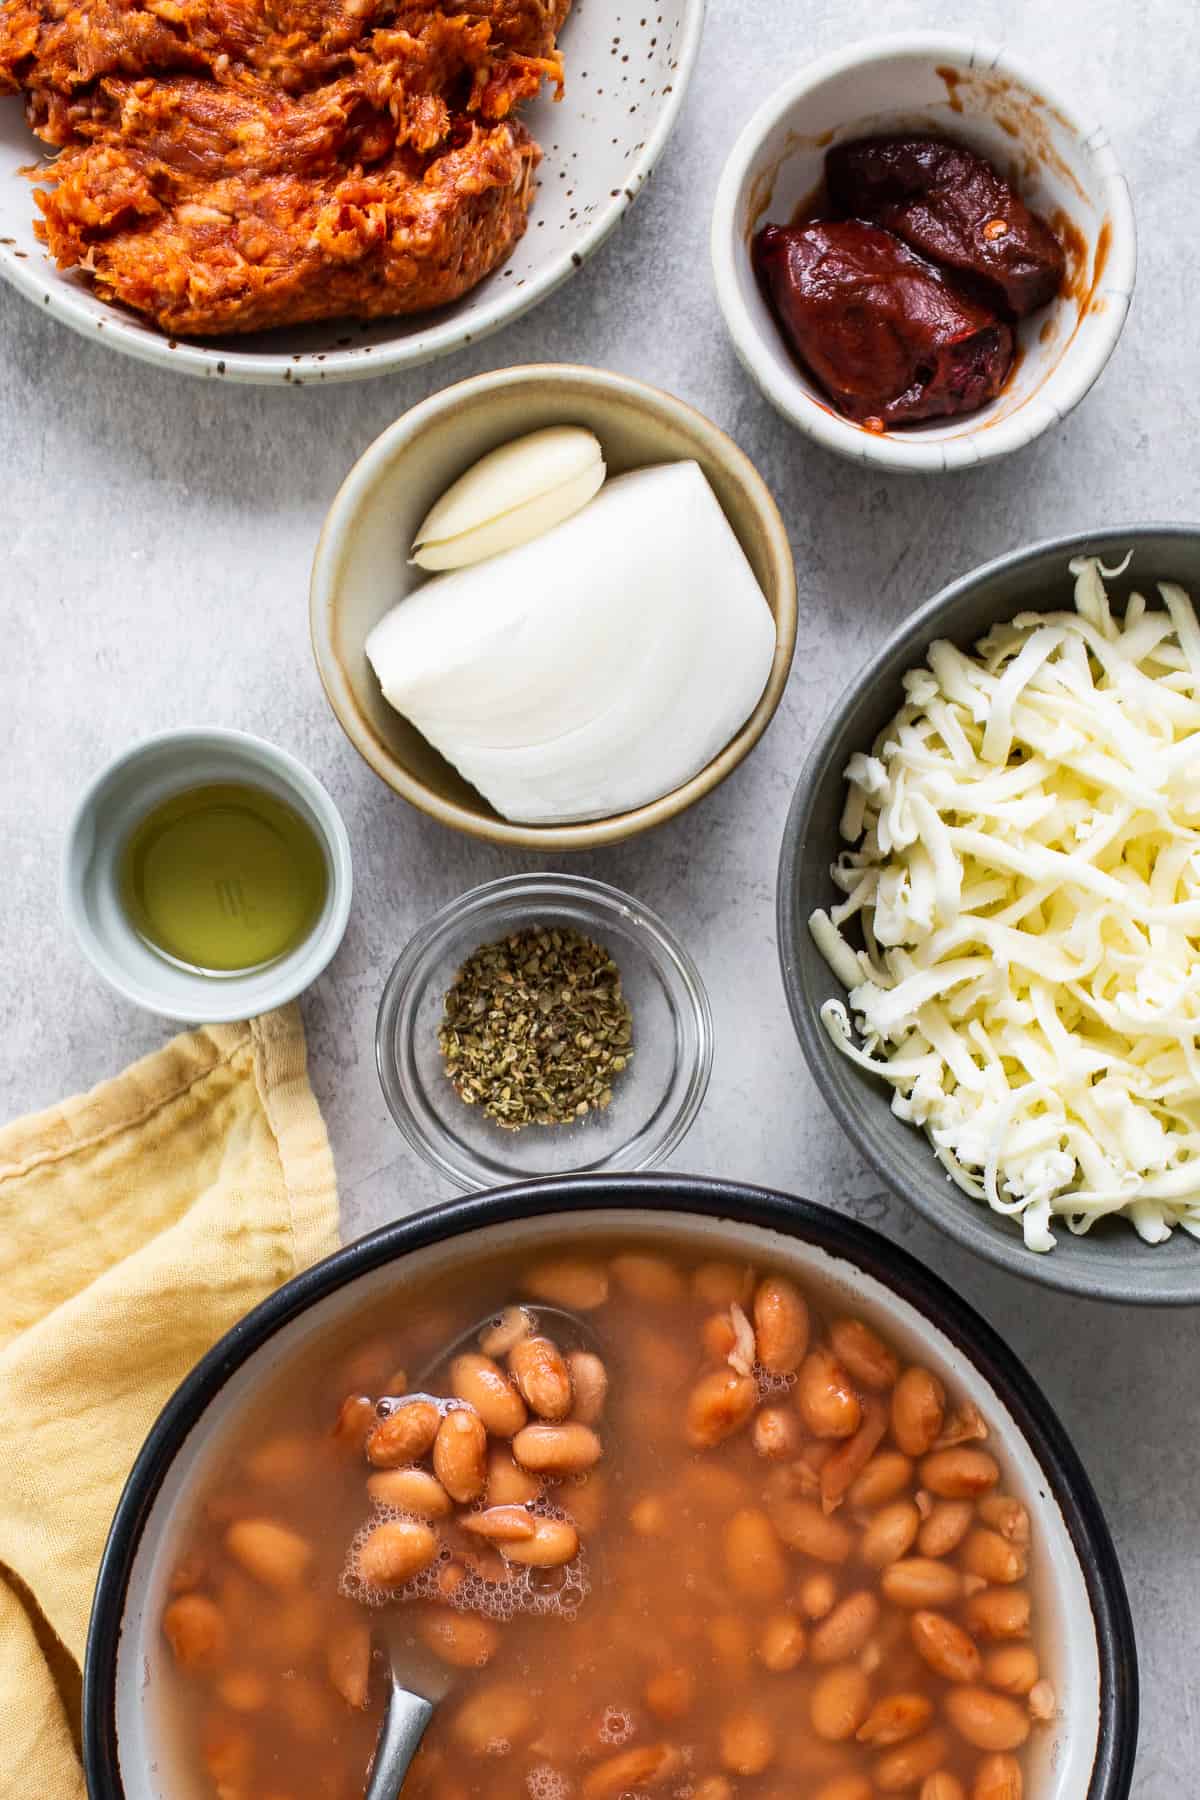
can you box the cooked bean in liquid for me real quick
[161,1240,1052,1799]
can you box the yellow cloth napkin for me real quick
[0,1005,340,1800]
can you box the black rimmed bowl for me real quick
[779,525,1200,1305]
[83,1175,1136,1799]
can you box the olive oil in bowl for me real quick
[120,783,328,975]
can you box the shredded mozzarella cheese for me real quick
[810,557,1200,1252]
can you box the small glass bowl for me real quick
[376,874,713,1191]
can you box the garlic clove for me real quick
[412,426,605,570]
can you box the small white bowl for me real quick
[62,728,353,1022]
[711,33,1137,473]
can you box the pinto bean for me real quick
[508,1335,572,1421]
[416,1606,500,1670]
[244,1434,317,1487]
[452,1682,536,1756]
[332,1394,377,1455]
[944,1687,1031,1753]
[584,1744,682,1799]
[874,1729,950,1793]
[891,1370,946,1458]
[723,1507,788,1601]
[217,1669,269,1713]
[977,1495,1031,1545]
[485,1445,541,1507]
[566,1470,608,1533]
[366,1399,440,1469]
[829,1318,900,1391]
[338,1338,400,1396]
[797,1348,862,1439]
[685,1370,757,1449]
[720,1707,776,1775]
[567,1351,609,1426]
[630,1494,670,1537]
[810,1592,879,1665]
[366,1468,453,1518]
[692,1780,735,1800]
[917,1500,974,1559]
[702,1312,738,1360]
[1028,1680,1056,1721]
[753,1405,802,1461]
[862,1499,921,1569]
[757,1611,807,1672]
[513,1422,602,1476]
[881,1559,964,1611]
[814,1780,873,1800]
[707,1614,754,1682]
[767,1495,854,1564]
[163,1594,227,1671]
[921,1776,967,1800]
[910,1610,982,1683]
[356,1520,438,1588]
[810,1665,871,1742]
[962,1528,1027,1585]
[201,1718,252,1791]
[644,1665,695,1721]
[799,1571,839,1619]
[847,1451,915,1509]
[500,1517,579,1568]
[964,1587,1031,1641]
[692,1262,754,1307]
[460,1505,537,1543]
[982,1645,1040,1696]
[326,1619,372,1709]
[478,1305,534,1359]
[753,1276,810,1374]
[225,1520,313,1592]
[524,1259,609,1311]
[433,1409,488,1504]
[610,1253,687,1304]
[973,1755,1024,1800]
[919,1449,1000,1499]
[450,1355,528,1438]
[856,1692,934,1746]
[252,1590,321,1660]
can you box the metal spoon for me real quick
[363,1303,598,1800]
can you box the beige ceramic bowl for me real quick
[309,364,797,849]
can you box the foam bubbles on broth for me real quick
[340,1496,590,1620]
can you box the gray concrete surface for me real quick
[2,2,1196,1788]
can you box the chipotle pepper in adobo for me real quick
[826,135,1066,318]
[753,131,1065,431]
[755,220,1014,427]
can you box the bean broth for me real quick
[158,1237,1050,1800]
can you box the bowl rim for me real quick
[60,724,353,1022]
[81,1173,1138,1798]
[777,522,1200,1303]
[709,30,1138,473]
[374,872,714,1188]
[0,0,707,385]
[308,360,798,848]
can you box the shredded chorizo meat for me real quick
[0,0,571,335]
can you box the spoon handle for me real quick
[365,1685,434,1800]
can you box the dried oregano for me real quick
[438,926,634,1131]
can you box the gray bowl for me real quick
[778,525,1200,1305]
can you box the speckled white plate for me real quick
[0,0,704,384]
